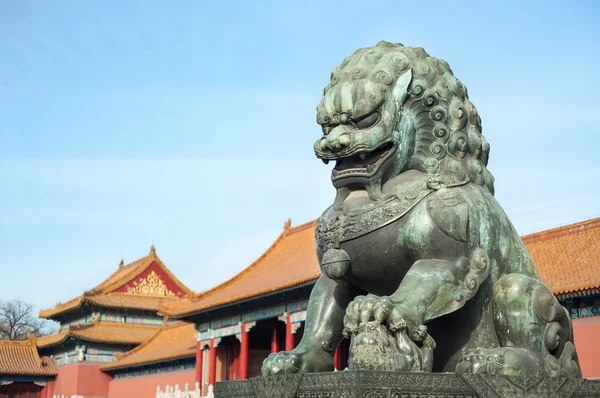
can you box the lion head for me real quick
[314,41,494,200]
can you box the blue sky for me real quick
[1,1,599,319]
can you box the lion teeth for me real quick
[322,159,330,165]
[359,153,367,161]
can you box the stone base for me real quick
[215,371,600,398]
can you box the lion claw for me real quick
[343,295,424,341]
[261,351,301,376]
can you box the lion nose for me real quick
[322,132,351,151]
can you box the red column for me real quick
[208,338,217,386]
[271,319,279,353]
[239,323,249,379]
[334,346,341,370]
[285,313,294,352]
[195,341,204,384]
[342,339,349,370]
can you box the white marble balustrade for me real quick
[156,382,214,398]
[52,395,83,398]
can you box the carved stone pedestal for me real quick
[215,371,600,398]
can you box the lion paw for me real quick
[343,295,434,372]
[261,351,302,376]
[456,347,543,376]
[261,348,333,376]
[343,295,423,339]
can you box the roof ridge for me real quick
[26,334,45,367]
[101,249,194,296]
[39,250,157,318]
[36,329,68,344]
[0,339,35,347]
[183,226,289,302]
[86,255,150,294]
[168,273,321,315]
[149,254,194,297]
[522,217,600,244]
[288,219,317,234]
[99,253,154,293]
[160,219,320,316]
[39,295,83,318]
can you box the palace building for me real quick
[0,217,599,398]
[33,246,193,398]
[0,335,57,398]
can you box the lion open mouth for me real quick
[331,142,396,181]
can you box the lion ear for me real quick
[392,68,412,107]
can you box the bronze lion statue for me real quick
[262,41,581,377]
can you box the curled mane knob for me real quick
[321,248,351,279]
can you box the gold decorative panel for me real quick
[126,271,176,296]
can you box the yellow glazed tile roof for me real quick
[0,335,57,376]
[161,220,320,317]
[39,247,193,319]
[101,322,196,371]
[36,321,159,348]
[523,217,600,295]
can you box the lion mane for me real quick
[318,41,495,194]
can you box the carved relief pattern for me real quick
[215,379,255,397]
[576,379,600,394]
[251,374,303,398]
[316,182,434,250]
[360,370,470,390]
[341,184,433,242]
[214,372,600,398]
[391,394,474,398]
[125,271,176,296]
[359,390,387,398]
[458,374,591,398]
[315,215,343,250]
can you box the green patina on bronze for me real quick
[261,41,581,378]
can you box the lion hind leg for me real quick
[460,273,582,377]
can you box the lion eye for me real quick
[355,112,380,129]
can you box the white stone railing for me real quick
[53,395,83,398]
[156,382,214,398]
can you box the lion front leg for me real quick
[261,274,360,376]
[343,249,491,371]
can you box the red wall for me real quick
[43,363,112,397]
[573,317,600,378]
[107,369,196,398]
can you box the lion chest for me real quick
[315,186,471,295]
[315,195,430,295]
